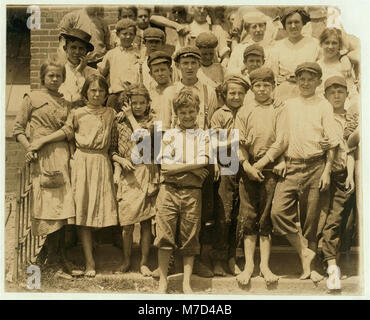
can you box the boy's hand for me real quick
[192,168,209,180]
[319,137,331,151]
[319,170,331,192]
[28,138,45,151]
[123,105,134,119]
[76,56,87,72]
[25,151,37,163]
[119,158,135,172]
[115,111,126,122]
[253,157,269,172]
[273,160,287,178]
[176,25,190,37]
[221,57,230,69]
[214,164,220,181]
[243,162,264,182]
[345,176,355,193]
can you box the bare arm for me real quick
[161,163,207,175]
[28,129,68,152]
[347,127,360,150]
[319,147,336,192]
[150,15,184,33]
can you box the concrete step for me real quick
[65,243,361,295]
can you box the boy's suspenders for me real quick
[203,84,209,130]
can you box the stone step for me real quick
[65,243,361,295]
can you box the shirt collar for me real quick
[174,124,200,132]
[177,79,202,91]
[119,45,134,52]
[66,60,79,69]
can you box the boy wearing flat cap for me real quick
[228,12,273,75]
[210,74,250,276]
[270,62,339,283]
[235,67,287,286]
[321,76,356,290]
[161,46,218,277]
[195,32,224,90]
[141,27,168,92]
[147,50,173,120]
[239,43,267,106]
[59,29,98,107]
[98,18,141,112]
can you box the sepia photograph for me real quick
[2,0,368,299]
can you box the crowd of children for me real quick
[13,5,360,294]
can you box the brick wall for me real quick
[30,5,119,90]
[5,138,26,193]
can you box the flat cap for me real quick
[243,11,267,25]
[295,62,322,77]
[324,75,347,90]
[249,67,275,85]
[174,46,201,62]
[115,18,136,31]
[143,27,165,40]
[243,43,265,59]
[281,7,310,27]
[223,74,250,92]
[195,32,218,49]
[147,50,172,67]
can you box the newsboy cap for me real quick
[324,75,347,90]
[195,32,218,49]
[249,67,275,85]
[143,27,165,41]
[223,74,250,92]
[174,46,201,63]
[147,50,172,67]
[295,62,322,77]
[243,43,265,60]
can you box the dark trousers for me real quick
[237,169,276,246]
[212,173,240,260]
[321,170,356,262]
[199,164,216,245]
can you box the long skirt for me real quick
[71,149,118,228]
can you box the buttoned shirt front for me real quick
[59,61,98,103]
[97,46,140,93]
[160,80,218,131]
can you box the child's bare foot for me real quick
[183,282,193,294]
[158,279,168,294]
[84,269,96,278]
[152,267,160,279]
[213,261,226,276]
[228,257,241,276]
[115,262,130,274]
[140,265,152,277]
[260,266,279,285]
[84,261,96,277]
[310,270,324,283]
[300,248,315,280]
[236,265,254,285]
